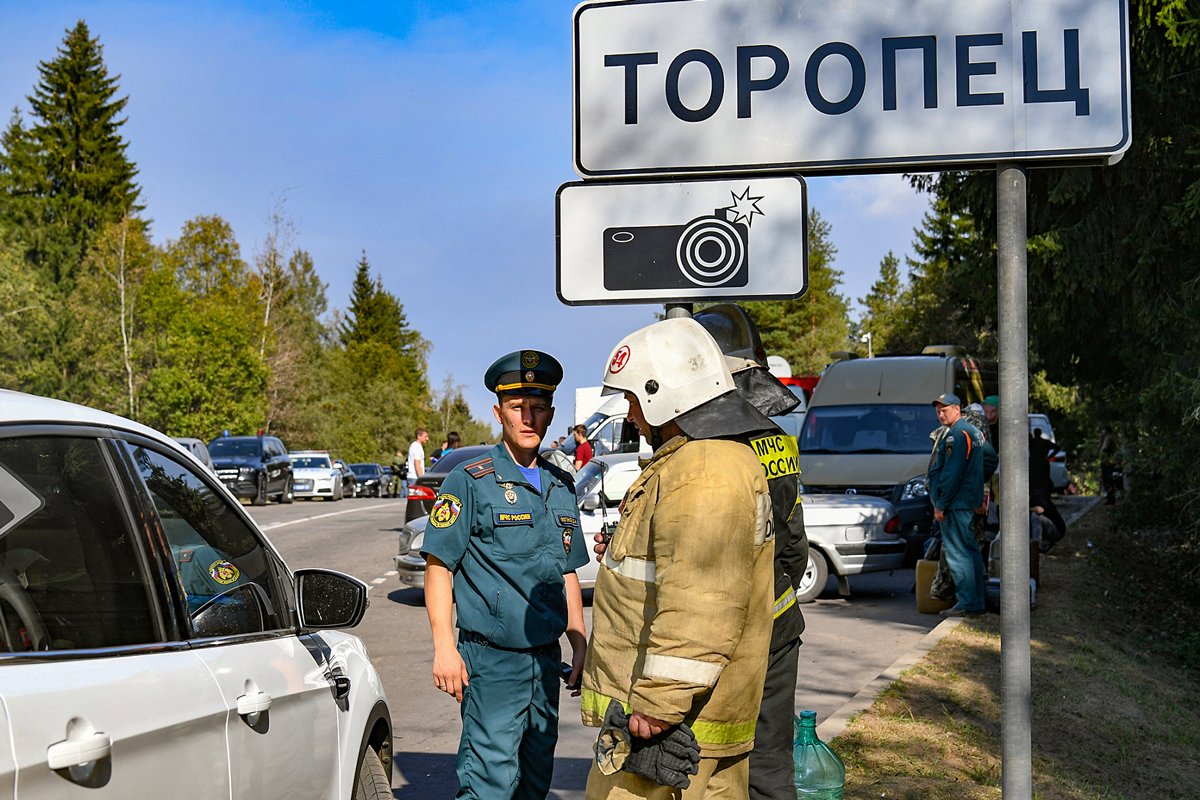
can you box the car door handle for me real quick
[236,690,273,716]
[47,730,112,770]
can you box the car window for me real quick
[292,455,332,469]
[426,446,492,475]
[0,436,159,653]
[800,404,940,455]
[124,443,287,638]
[209,438,261,458]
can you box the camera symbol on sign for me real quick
[602,187,764,291]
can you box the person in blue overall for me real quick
[927,392,988,617]
[421,349,590,799]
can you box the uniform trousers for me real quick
[585,752,749,799]
[455,635,562,799]
[748,636,801,800]
[941,508,986,613]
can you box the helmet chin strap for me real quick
[648,426,665,452]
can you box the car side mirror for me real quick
[580,492,601,512]
[295,569,369,629]
[192,583,269,637]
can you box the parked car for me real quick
[208,434,293,506]
[1028,413,1070,492]
[349,463,388,497]
[403,445,492,523]
[396,452,906,603]
[173,436,215,472]
[0,389,393,799]
[290,451,345,501]
[334,460,357,498]
[396,453,642,591]
[794,493,907,602]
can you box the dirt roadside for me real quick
[831,503,1200,799]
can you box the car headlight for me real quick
[900,476,928,500]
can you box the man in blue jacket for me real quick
[927,392,988,617]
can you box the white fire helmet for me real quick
[600,318,735,428]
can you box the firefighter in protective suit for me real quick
[693,305,809,800]
[582,317,776,799]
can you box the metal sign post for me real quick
[997,164,1032,797]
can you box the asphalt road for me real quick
[247,494,1093,798]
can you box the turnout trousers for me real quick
[455,635,562,799]
[748,637,801,800]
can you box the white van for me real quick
[798,352,996,560]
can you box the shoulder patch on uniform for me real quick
[464,458,494,479]
[430,493,463,528]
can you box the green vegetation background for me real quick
[1,7,1198,586]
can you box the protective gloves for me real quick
[594,699,701,789]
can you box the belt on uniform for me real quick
[458,629,558,655]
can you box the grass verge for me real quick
[832,504,1200,799]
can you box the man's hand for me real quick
[934,508,945,522]
[629,712,669,739]
[593,530,609,561]
[432,647,469,702]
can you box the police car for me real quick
[0,390,393,799]
[290,450,347,501]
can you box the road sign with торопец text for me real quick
[572,0,1131,178]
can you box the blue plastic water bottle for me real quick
[793,710,845,799]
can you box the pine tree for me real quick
[0,20,141,290]
[857,251,904,353]
[738,210,851,374]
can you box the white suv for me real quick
[0,390,392,799]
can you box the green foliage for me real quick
[140,296,268,439]
[857,251,903,354]
[430,376,498,447]
[0,234,57,391]
[738,209,850,373]
[66,217,156,416]
[0,21,140,291]
[908,1,1200,543]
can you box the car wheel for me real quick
[795,549,829,604]
[251,474,268,506]
[354,747,391,800]
[281,476,294,504]
[334,481,343,501]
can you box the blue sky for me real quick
[0,1,929,428]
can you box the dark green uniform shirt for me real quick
[420,443,590,650]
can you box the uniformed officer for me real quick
[421,349,590,800]
[693,304,809,800]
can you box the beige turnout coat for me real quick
[581,435,775,757]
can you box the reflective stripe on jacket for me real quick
[581,436,775,757]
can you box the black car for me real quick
[208,434,293,506]
[404,445,492,523]
[350,463,388,497]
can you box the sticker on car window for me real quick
[0,465,45,537]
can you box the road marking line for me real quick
[258,502,395,531]
[384,570,398,577]
[371,578,387,585]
